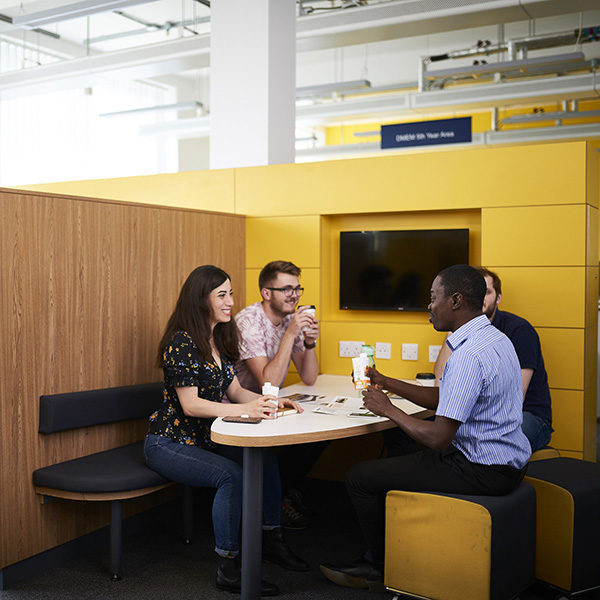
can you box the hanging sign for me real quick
[381,117,472,149]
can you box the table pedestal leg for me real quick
[241,446,263,600]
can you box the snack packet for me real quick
[352,354,371,390]
[262,382,280,418]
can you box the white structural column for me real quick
[209,0,296,170]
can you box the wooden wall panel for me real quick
[0,188,245,570]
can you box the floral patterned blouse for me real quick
[148,330,236,450]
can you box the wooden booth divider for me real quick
[0,187,245,573]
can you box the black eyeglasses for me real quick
[266,286,304,298]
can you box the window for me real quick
[0,39,177,186]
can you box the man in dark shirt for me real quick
[435,267,552,451]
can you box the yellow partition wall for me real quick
[236,142,598,460]
[16,142,599,460]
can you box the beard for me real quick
[270,296,298,319]
[483,303,497,320]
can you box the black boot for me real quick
[320,556,384,592]
[215,554,279,596]
[263,527,310,571]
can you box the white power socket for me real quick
[339,341,364,358]
[429,345,442,363]
[375,342,391,360]
[402,343,418,361]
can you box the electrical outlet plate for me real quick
[402,343,418,361]
[339,341,364,358]
[429,345,442,363]
[375,342,391,360]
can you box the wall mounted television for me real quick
[339,229,470,312]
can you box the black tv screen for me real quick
[339,229,470,312]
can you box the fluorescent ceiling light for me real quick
[100,101,203,117]
[296,79,371,98]
[353,130,381,137]
[12,0,154,28]
[502,109,600,124]
[424,52,586,82]
[485,122,600,144]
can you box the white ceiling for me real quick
[0,0,599,149]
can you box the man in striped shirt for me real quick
[320,264,531,590]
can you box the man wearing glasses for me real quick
[235,260,319,394]
[235,261,321,528]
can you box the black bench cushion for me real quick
[33,441,169,493]
[39,382,163,433]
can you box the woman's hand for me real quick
[241,395,279,419]
[277,397,304,413]
[235,395,304,419]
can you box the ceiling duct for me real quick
[502,108,600,124]
[11,0,154,28]
[295,0,600,52]
[420,26,600,90]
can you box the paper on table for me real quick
[281,393,327,403]
[276,406,299,417]
[313,396,380,418]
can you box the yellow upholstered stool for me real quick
[385,482,536,600]
[525,458,600,598]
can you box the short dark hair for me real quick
[259,261,301,290]
[474,266,502,296]
[437,264,486,312]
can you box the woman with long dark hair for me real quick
[144,265,308,595]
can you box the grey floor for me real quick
[3,426,600,600]
[4,479,378,600]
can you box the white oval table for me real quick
[211,374,428,600]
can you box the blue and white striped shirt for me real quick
[437,314,531,469]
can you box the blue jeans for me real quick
[143,434,281,557]
[521,411,553,453]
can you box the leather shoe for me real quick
[216,554,279,596]
[320,556,384,591]
[263,527,310,571]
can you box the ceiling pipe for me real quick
[419,26,600,92]
[425,26,600,65]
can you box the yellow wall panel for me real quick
[320,321,447,380]
[584,384,597,461]
[15,170,237,213]
[489,267,586,329]
[298,268,321,313]
[586,144,600,211]
[586,266,599,328]
[549,389,584,452]
[245,268,262,306]
[588,205,599,265]
[321,215,335,324]
[245,216,320,269]
[482,205,588,267]
[538,328,585,390]
[584,325,598,391]
[235,143,587,217]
